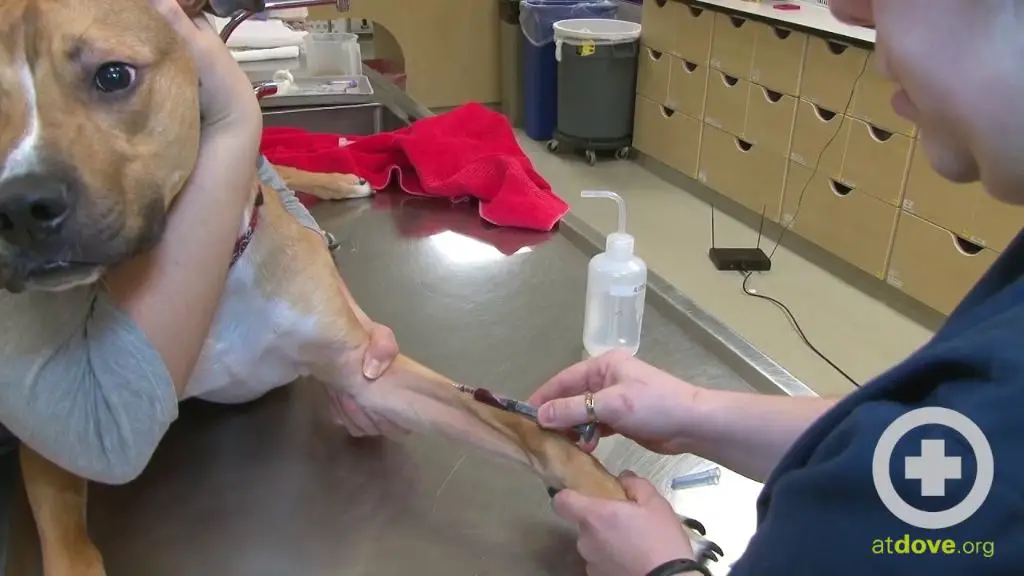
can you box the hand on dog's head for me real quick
[0,0,251,293]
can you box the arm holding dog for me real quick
[103,0,263,395]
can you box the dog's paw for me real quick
[321,173,373,199]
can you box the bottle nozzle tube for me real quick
[581,190,627,234]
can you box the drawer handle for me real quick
[772,26,793,40]
[719,72,739,87]
[735,138,754,152]
[813,104,839,122]
[729,16,748,29]
[829,179,853,197]
[647,48,664,61]
[761,87,784,104]
[660,106,677,119]
[656,0,667,7]
[868,124,894,142]
[953,235,984,256]
[681,60,698,73]
[688,6,704,17]
[826,39,851,55]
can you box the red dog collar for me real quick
[230,190,264,268]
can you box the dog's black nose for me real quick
[0,174,72,248]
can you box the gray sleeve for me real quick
[0,288,178,485]
[257,156,323,233]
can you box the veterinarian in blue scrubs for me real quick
[0,0,398,482]
[519,1,1024,575]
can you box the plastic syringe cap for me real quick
[606,232,634,259]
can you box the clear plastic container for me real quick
[580,191,647,357]
[303,32,362,76]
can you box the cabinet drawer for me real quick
[666,57,708,120]
[790,99,848,177]
[840,118,913,206]
[699,124,786,218]
[970,193,1024,252]
[640,0,677,53]
[850,52,917,137]
[710,12,757,80]
[637,45,671,103]
[672,3,715,65]
[704,70,750,138]
[745,85,797,157]
[633,96,703,178]
[800,37,869,112]
[902,141,980,235]
[888,212,999,315]
[783,162,898,279]
[751,23,806,96]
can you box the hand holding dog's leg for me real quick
[316,337,627,499]
[20,446,106,576]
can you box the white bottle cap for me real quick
[606,232,634,259]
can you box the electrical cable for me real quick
[741,47,874,388]
[766,55,873,260]
[741,272,861,388]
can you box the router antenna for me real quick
[755,204,767,251]
[710,203,717,249]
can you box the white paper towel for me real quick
[209,14,308,49]
[231,46,301,62]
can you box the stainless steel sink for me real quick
[261,103,386,135]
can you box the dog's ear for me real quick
[177,0,266,18]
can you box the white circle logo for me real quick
[872,407,994,530]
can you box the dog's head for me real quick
[0,0,262,293]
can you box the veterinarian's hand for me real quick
[552,471,695,576]
[327,321,408,438]
[151,0,261,136]
[528,350,698,455]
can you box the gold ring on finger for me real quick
[584,391,597,423]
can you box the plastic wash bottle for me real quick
[580,190,648,357]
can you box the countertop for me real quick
[687,0,876,45]
[3,194,768,575]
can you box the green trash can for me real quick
[547,18,642,166]
[499,0,524,126]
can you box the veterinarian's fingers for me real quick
[150,0,201,41]
[528,360,599,408]
[363,323,399,380]
[325,388,359,432]
[537,387,626,430]
[370,415,411,439]
[339,393,381,437]
[551,489,595,524]
[618,471,661,504]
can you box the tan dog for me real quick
[0,1,713,574]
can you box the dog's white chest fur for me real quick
[181,225,318,404]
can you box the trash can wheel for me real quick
[615,146,631,161]
[546,138,561,153]
[585,149,598,166]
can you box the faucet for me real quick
[220,0,351,42]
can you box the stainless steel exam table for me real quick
[0,64,814,575]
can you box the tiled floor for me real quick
[518,133,937,396]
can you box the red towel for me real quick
[260,102,569,231]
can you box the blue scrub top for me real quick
[729,228,1024,575]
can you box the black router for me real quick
[707,203,772,272]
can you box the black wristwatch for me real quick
[645,558,713,576]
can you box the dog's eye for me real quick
[93,62,136,94]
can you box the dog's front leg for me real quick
[19,445,106,576]
[272,164,373,201]
[313,324,627,500]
